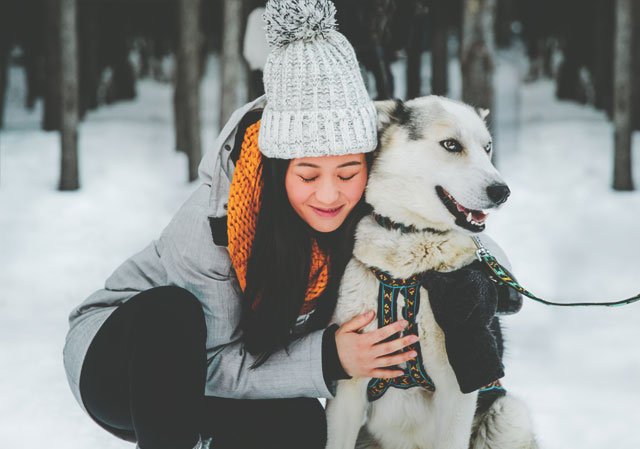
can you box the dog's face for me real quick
[366,96,510,234]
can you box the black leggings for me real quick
[79,286,327,449]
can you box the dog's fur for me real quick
[325,96,538,449]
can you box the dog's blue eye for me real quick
[485,142,492,153]
[440,139,462,152]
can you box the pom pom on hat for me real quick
[259,0,378,159]
[263,0,337,48]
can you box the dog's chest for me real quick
[333,220,479,395]
[352,218,477,279]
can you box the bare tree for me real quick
[78,0,100,118]
[612,0,634,190]
[460,0,496,135]
[0,36,9,131]
[430,0,449,96]
[0,0,13,130]
[405,1,428,99]
[59,0,79,191]
[593,0,614,115]
[175,0,203,182]
[220,0,246,130]
[44,0,61,131]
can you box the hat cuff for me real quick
[258,102,378,159]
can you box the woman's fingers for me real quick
[375,350,417,369]
[366,319,408,345]
[339,310,376,333]
[372,334,419,358]
[369,369,405,379]
[335,314,421,379]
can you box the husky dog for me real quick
[325,96,538,449]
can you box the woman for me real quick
[62,2,421,448]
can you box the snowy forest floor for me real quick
[1,46,639,449]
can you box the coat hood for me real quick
[197,95,268,218]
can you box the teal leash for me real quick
[471,236,640,308]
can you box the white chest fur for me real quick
[327,217,480,449]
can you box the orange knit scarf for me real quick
[227,120,329,315]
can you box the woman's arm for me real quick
[155,183,336,399]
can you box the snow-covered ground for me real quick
[1,48,639,449]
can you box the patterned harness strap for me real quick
[366,267,505,402]
[367,268,435,402]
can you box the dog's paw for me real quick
[471,394,539,449]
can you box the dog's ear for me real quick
[375,99,413,134]
[374,100,398,133]
[476,107,490,121]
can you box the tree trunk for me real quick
[59,0,79,191]
[105,36,136,104]
[21,1,46,110]
[0,20,9,129]
[175,0,203,182]
[220,0,246,130]
[430,0,449,96]
[631,0,640,131]
[103,5,136,105]
[78,0,99,118]
[593,0,614,116]
[613,0,633,190]
[43,0,61,131]
[461,0,496,135]
[406,13,425,100]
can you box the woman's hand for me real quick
[334,310,419,378]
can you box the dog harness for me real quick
[367,268,435,402]
[366,266,504,402]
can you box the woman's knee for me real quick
[128,286,206,337]
[284,398,327,447]
[203,397,327,449]
[259,398,326,448]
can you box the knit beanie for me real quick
[258,0,378,159]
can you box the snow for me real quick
[1,47,639,449]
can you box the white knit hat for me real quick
[258,0,378,159]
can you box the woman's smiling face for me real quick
[285,153,368,233]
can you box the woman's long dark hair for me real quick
[241,153,374,368]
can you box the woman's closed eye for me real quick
[298,172,360,182]
[338,173,358,181]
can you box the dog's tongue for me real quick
[472,210,487,221]
[456,203,487,222]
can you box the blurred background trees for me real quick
[0,0,637,189]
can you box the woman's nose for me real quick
[315,178,340,204]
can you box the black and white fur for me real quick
[325,96,538,449]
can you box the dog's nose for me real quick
[487,183,510,205]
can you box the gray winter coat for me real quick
[63,94,335,417]
[63,94,513,418]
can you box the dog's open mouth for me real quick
[435,186,487,233]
